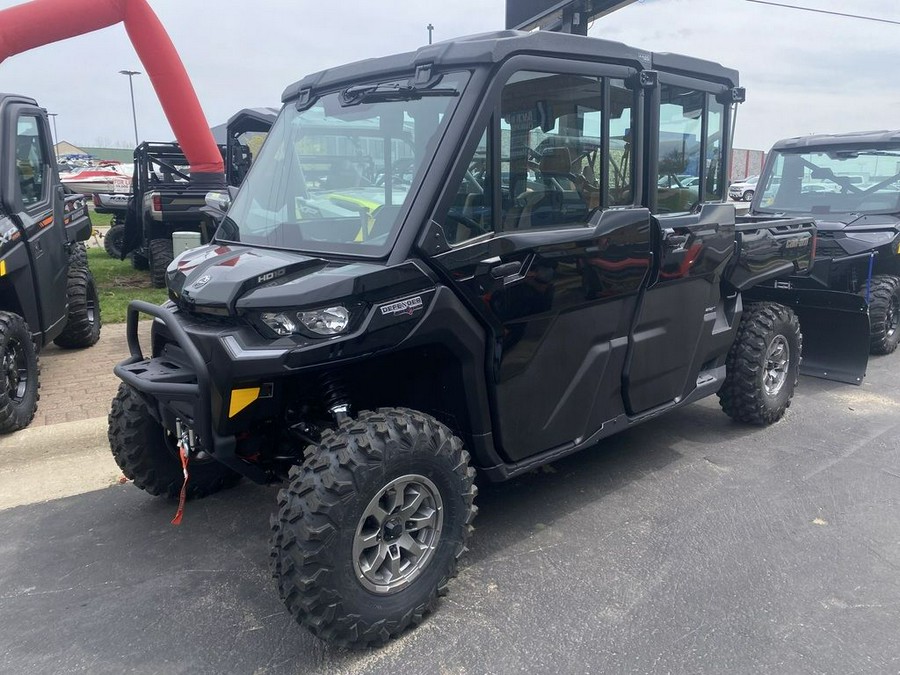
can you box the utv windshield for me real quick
[757,146,900,215]
[218,72,470,256]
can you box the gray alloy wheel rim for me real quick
[352,473,444,594]
[3,337,28,401]
[764,334,790,396]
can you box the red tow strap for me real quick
[171,444,190,526]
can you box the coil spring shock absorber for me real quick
[320,371,351,423]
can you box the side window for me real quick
[445,128,491,245]
[657,85,703,214]
[705,96,725,201]
[499,71,603,231]
[609,79,634,206]
[16,115,47,208]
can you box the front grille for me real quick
[815,237,847,259]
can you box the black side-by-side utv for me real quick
[107,31,869,647]
[0,94,102,433]
[748,130,900,355]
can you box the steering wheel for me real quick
[461,169,484,195]
[376,157,416,187]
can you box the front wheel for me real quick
[718,302,801,425]
[108,384,241,498]
[863,275,900,355]
[270,408,477,648]
[743,190,755,202]
[131,250,149,271]
[0,312,40,434]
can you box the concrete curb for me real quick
[1,416,109,461]
[0,417,121,511]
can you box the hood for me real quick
[812,213,900,258]
[812,212,900,231]
[167,244,434,316]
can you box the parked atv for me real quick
[0,95,102,433]
[749,131,900,355]
[108,31,868,647]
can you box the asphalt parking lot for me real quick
[1,356,899,674]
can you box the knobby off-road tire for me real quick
[718,302,801,425]
[270,408,478,648]
[131,250,150,271]
[108,383,241,498]
[104,223,125,259]
[0,312,40,434]
[54,267,102,349]
[149,238,174,288]
[68,242,88,269]
[863,274,900,355]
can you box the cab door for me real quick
[622,79,735,414]
[2,106,68,336]
[424,65,652,463]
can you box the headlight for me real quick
[299,306,350,335]
[260,312,298,337]
[259,306,351,337]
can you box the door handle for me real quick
[489,261,522,280]
[667,234,689,249]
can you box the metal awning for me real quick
[506,0,638,33]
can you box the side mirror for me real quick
[205,190,231,213]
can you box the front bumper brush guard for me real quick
[114,300,267,482]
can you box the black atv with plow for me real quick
[749,130,900,361]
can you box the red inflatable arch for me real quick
[0,0,224,183]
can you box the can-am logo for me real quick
[380,296,424,316]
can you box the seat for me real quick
[538,147,577,188]
[515,148,572,230]
[325,159,364,191]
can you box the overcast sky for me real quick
[0,0,898,151]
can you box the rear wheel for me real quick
[0,312,40,434]
[718,302,801,425]
[68,242,88,269]
[270,408,477,647]
[108,383,241,498]
[863,275,900,355]
[149,238,173,288]
[54,267,101,349]
[104,223,125,259]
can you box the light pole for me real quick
[119,69,141,147]
[427,23,434,44]
[47,112,59,159]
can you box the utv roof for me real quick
[773,130,900,150]
[282,30,739,102]
[0,93,37,107]
[226,107,278,128]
